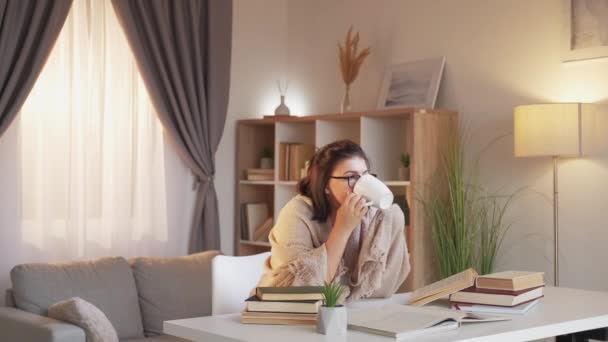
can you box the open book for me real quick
[409,268,478,306]
[348,304,510,339]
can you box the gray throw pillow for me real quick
[11,256,144,339]
[48,297,119,342]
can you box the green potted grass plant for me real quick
[260,146,274,169]
[419,133,517,278]
[317,281,346,336]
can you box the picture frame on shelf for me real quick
[376,56,445,110]
[561,0,608,62]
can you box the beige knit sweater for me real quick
[256,195,411,301]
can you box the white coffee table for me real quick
[164,287,608,342]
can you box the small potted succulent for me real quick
[398,153,410,181]
[260,147,274,169]
[316,281,347,336]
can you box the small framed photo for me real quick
[376,56,445,110]
[562,0,608,62]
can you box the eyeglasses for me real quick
[329,173,377,189]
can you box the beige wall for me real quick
[217,0,289,254]
[281,0,608,289]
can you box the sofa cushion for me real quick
[11,257,144,339]
[130,251,220,336]
[48,297,119,342]
[121,336,191,342]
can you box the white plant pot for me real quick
[260,157,273,169]
[317,306,347,336]
[398,167,410,181]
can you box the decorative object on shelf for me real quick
[561,0,608,62]
[514,103,608,286]
[377,56,445,110]
[419,131,518,278]
[274,80,290,116]
[317,281,347,336]
[337,26,371,113]
[398,153,410,181]
[260,146,274,169]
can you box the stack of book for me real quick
[278,143,315,181]
[449,271,545,315]
[245,168,274,181]
[242,286,323,325]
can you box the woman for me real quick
[256,139,410,301]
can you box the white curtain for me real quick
[18,0,180,261]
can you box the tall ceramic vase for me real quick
[317,306,347,336]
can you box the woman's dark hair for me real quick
[297,139,370,222]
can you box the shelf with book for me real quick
[235,108,458,292]
[276,121,315,182]
[236,184,274,255]
[237,122,275,184]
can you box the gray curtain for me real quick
[111,0,232,252]
[0,0,73,137]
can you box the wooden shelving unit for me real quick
[235,108,458,291]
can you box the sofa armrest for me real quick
[0,307,86,342]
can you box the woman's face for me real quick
[326,157,369,207]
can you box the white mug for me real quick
[353,174,394,210]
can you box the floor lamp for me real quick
[514,103,585,287]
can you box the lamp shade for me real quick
[514,103,582,157]
[514,103,608,157]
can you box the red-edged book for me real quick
[449,286,544,307]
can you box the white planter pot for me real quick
[316,306,347,336]
[398,167,410,181]
[260,158,273,169]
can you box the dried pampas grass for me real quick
[338,26,371,87]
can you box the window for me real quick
[19,0,168,258]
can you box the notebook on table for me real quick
[452,298,541,315]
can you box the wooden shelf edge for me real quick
[240,240,271,247]
[239,180,275,185]
[276,181,298,186]
[238,108,457,124]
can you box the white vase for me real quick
[274,95,290,116]
[340,86,351,113]
[398,167,410,181]
[316,306,347,336]
[260,158,273,169]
